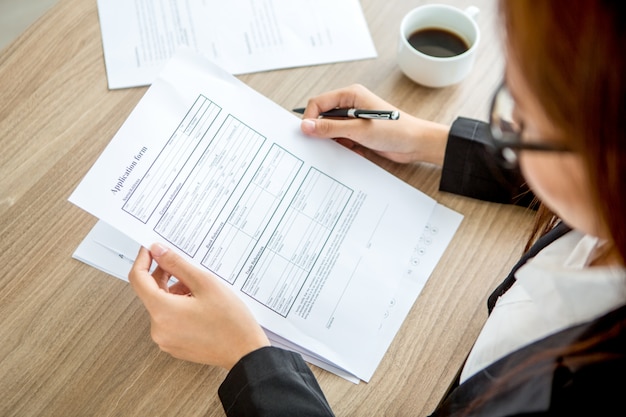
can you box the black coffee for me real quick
[407,27,469,58]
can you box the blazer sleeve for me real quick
[218,346,335,417]
[439,117,535,207]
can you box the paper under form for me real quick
[70,49,462,382]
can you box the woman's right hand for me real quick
[128,244,270,371]
[299,84,450,166]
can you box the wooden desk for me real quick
[0,0,534,415]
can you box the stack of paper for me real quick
[97,0,377,89]
[70,49,462,383]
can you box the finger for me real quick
[301,84,396,119]
[151,265,172,291]
[149,243,208,295]
[334,137,357,149]
[168,281,191,295]
[301,88,359,120]
[334,138,366,157]
[301,117,373,142]
[128,246,164,307]
[301,84,384,119]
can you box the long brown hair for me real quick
[502,1,626,262]
[459,1,626,414]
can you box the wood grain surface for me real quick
[0,1,534,415]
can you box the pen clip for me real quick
[354,110,400,120]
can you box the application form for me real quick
[70,49,450,382]
[74,201,462,383]
[97,0,377,89]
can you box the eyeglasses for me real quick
[488,82,571,166]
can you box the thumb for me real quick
[128,246,162,304]
[149,243,207,295]
[301,118,371,143]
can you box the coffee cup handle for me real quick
[464,6,480,20]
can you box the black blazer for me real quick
[218,118,626,417]
[429,220,626,416]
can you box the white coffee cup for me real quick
[397,5,480,88]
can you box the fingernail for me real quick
[150,243,169,258]
[301,119,316,134]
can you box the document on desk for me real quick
[97,0,377,89]
[69,49,459,382]
[74,202,462,383]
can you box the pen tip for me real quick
[292,107,305,114]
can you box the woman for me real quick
[128,1,626,415]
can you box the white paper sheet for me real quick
[73,203,462,382]
[97,0,377,89]
[69,49,455,382]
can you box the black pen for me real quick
[292,107,400,120]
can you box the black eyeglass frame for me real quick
[487,82,572,162]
